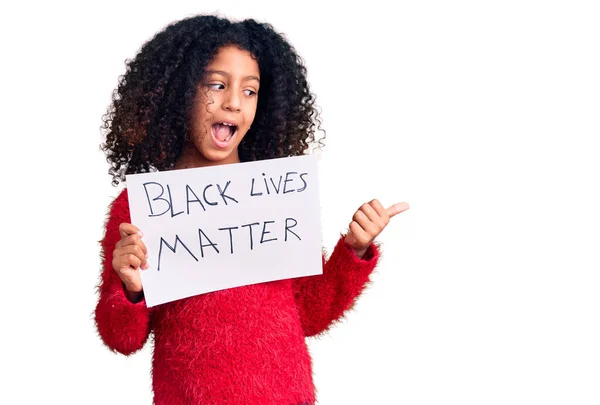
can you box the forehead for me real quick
[206,45,260,76]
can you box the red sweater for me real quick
[95,189,379,405]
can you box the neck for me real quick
[174,142,240,170]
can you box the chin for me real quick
[203,148,240,164]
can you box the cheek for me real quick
[191,101,214,130]
[246,100,258,121]
[195,91,217,117]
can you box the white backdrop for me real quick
[1,1,599,404]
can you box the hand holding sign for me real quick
[344,200,410,258]
[112,223,149,302]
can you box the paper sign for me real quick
[125,155,323,307]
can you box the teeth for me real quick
[222,122,234,126]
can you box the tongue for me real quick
[213,124,231,142]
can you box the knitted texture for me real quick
[95,189,379,405]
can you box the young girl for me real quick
[95,14,408,405]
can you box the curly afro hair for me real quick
[101,15,325,186]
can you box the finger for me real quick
[353,210,379,236]
[369,199,388,219]
[115,234,148,256]
[119,223,143,239]
[348,221,370,246]
[115,245,147,268]
[386,202,410,218]
[114,253,142,272]
[359,202,380,223]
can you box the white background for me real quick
[1,1,599,404]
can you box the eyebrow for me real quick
[205,70,260,83]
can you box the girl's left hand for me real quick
[344,199,410,258]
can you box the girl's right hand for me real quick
[112,223,149,298]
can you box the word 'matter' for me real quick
[157,218,301,271]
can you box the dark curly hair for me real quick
[100,15,325,186]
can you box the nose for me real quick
[222,88,241,112]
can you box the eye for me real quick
[244,89,257,97]
[207,83,225,90]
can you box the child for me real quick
[95,14,409,405]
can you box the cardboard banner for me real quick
[125,155,323,307]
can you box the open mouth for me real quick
[211,122,238,147]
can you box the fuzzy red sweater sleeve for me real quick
[94,189,152,355]
[292,236,380,337]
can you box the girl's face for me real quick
[185,45,260,167]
